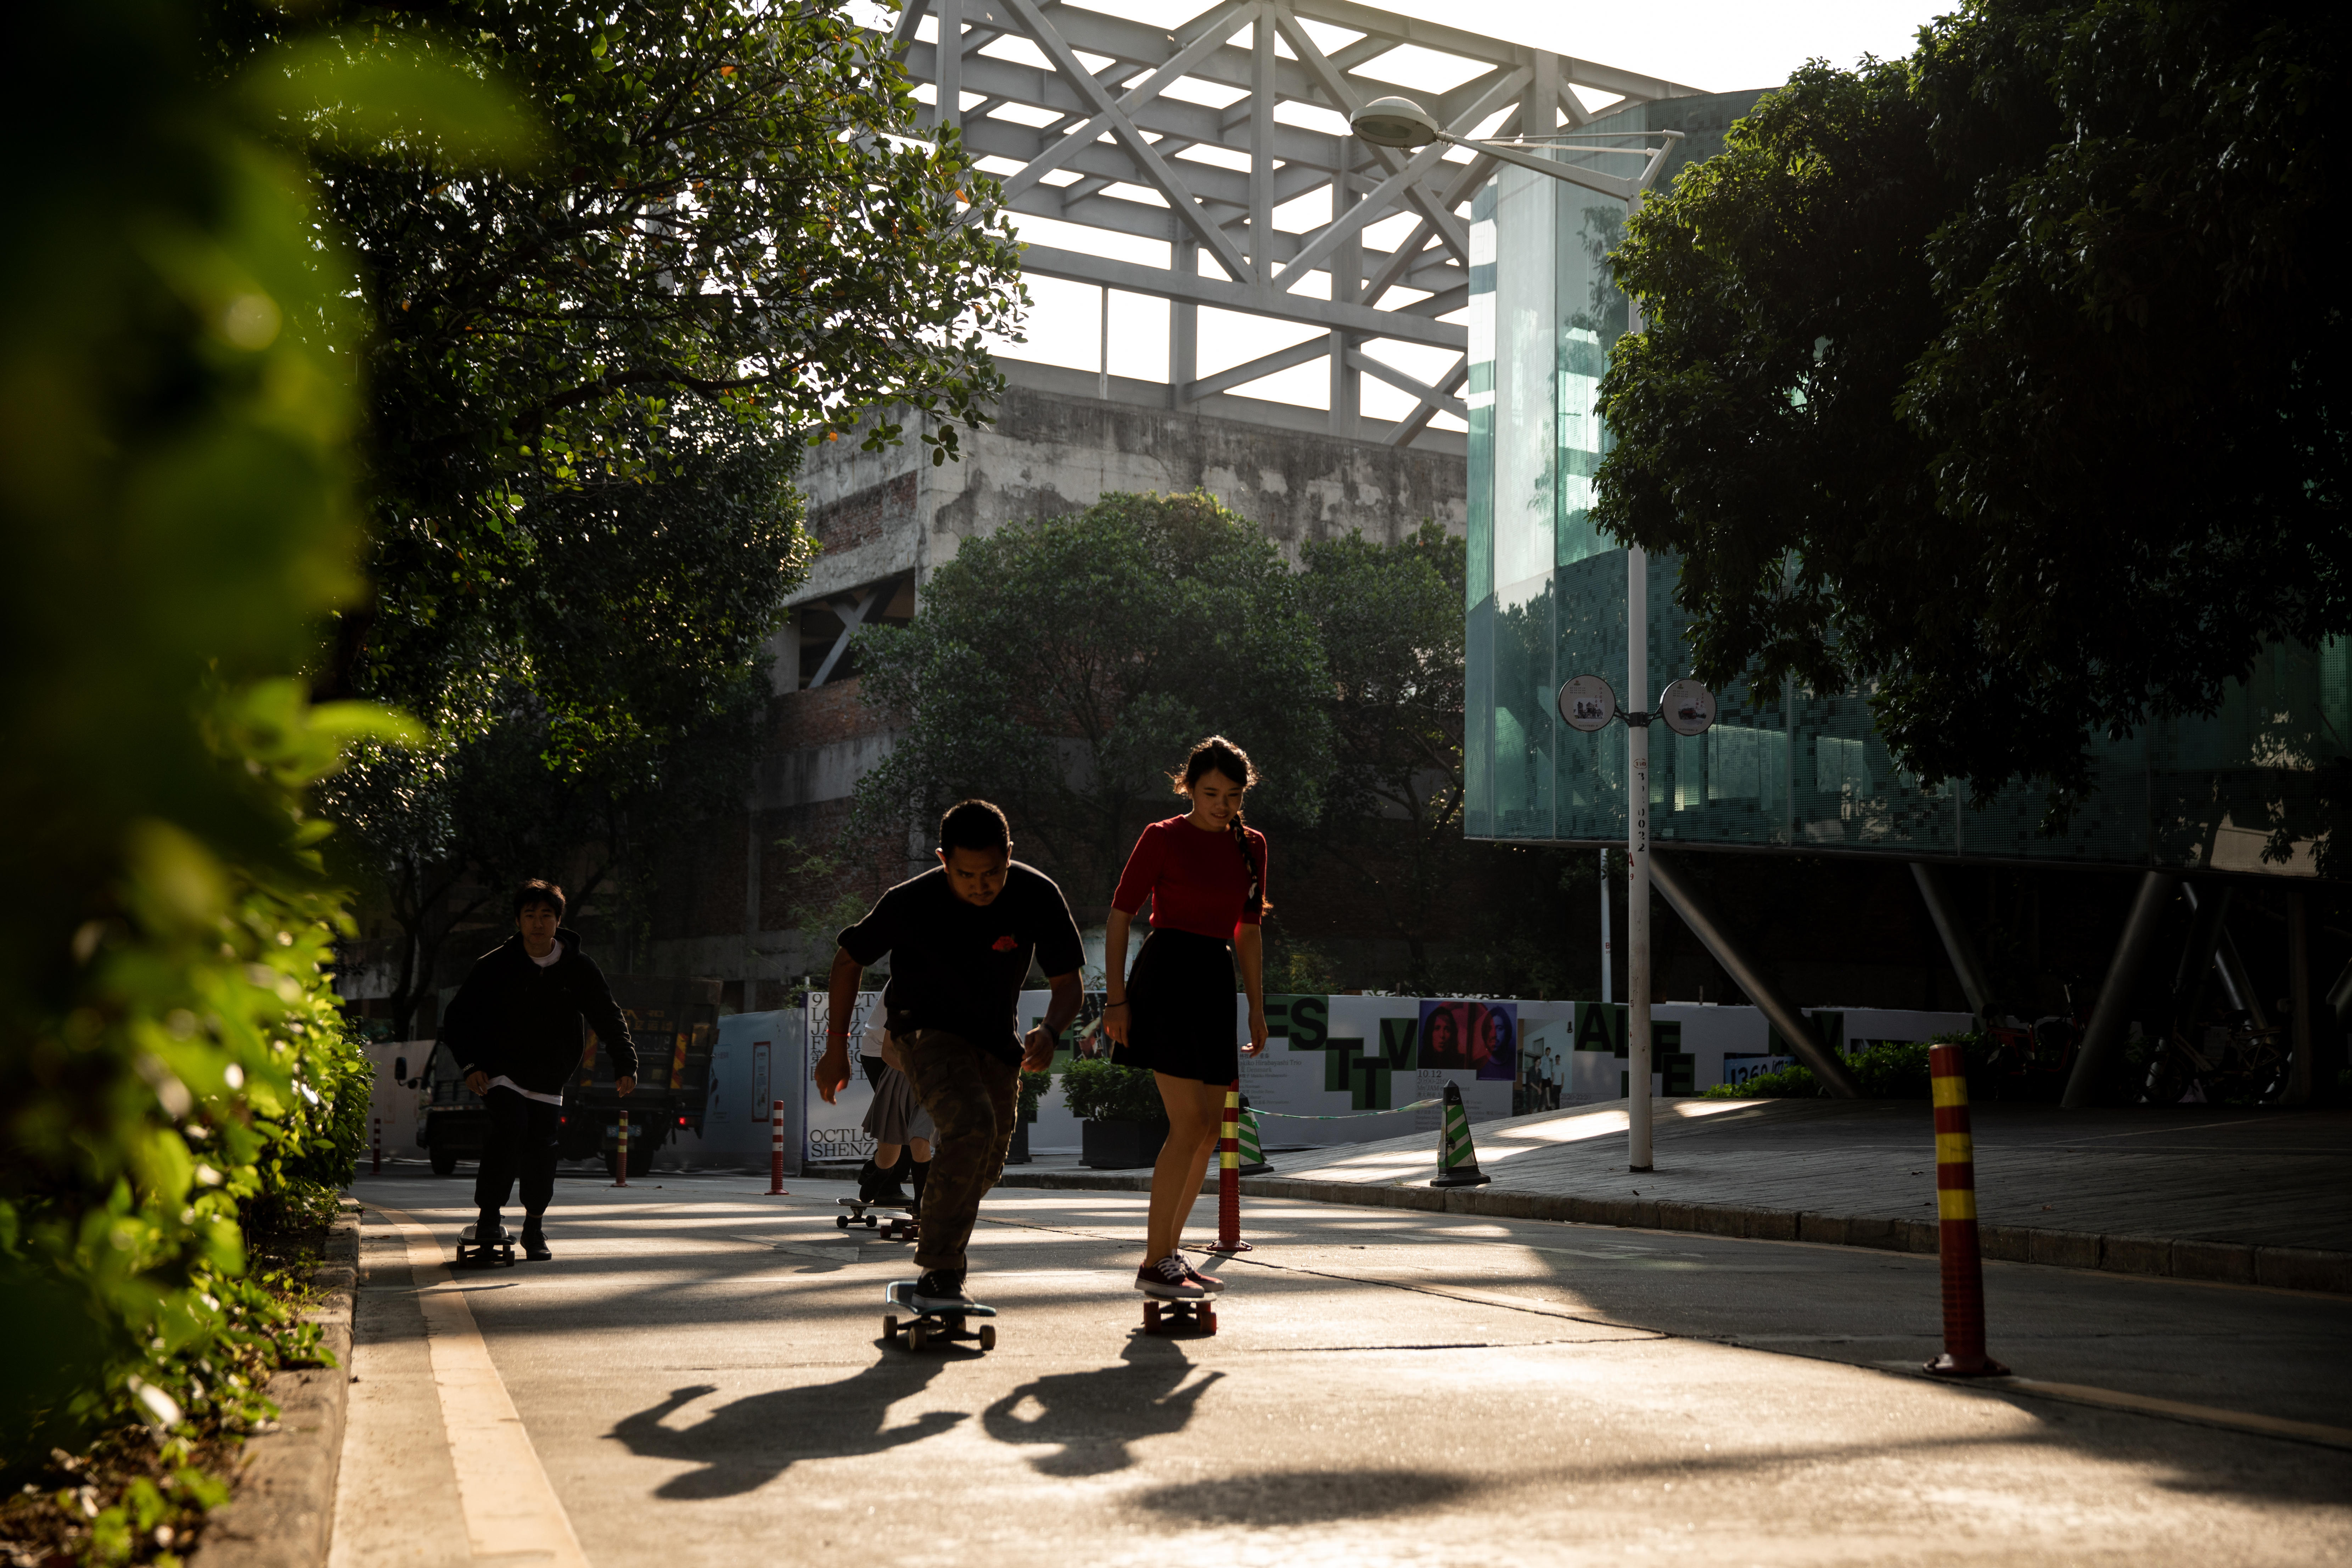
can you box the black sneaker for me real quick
[471,1216,507,1245]
[1135,1255,1204,1300]
[909,1270,975,1311]
[520,1224,551,1261]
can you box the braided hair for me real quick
[1173,735,1267,919]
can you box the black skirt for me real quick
[1112,928,1240,1085]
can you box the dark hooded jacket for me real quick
[439,927,637,1097]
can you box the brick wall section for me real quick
[769,676,891,752]
[807,471,916,558]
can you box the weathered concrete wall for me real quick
[789,375,1470,611]
[922,385,1467,575]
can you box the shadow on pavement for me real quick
[982,1336,1223,1476]
[1131,1468,1476,1525]
[610,1358,962,1499]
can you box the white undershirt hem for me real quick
[487,1076,565,1107]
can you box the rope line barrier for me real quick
[1248,1098,1443,1121]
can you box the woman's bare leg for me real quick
[1144,1074,1228,1264]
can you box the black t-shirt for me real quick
[837,861,1085,1063]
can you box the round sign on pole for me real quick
[1659,678,1717,737]
[1557,675,1619,734]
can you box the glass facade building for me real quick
[1465,92,2345,876]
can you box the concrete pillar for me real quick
[1911,861,1994,1018]
[2062,870,2179,1108]
[1329,161,1360,439]
[2287,886,2314,1105]
[1649,849,1862,1098]
[937,0,962,130]
[1170,237,1197,409]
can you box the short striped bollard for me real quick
[768,1098,788,1195]
[1925,1042,2008,1377]
[612,1108,630,1188]
[1207,1080,1252,1253]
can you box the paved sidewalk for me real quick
[326,1173,2352,1566]
[1003,1100,2352,1293]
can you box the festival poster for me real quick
[800,990,884,1165]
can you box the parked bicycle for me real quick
[1977,1012,2083,1102]
[2142,1018,2289,1105]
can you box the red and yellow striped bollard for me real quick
[1207,1080,1252,1253]
[1925,1042,2008,1377]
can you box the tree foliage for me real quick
[853,494,1335,909]
[1,1,402,1472]
[1296,522,1469,972]
[207,1,1007,1014]
[210,0,1026,720]
[1595,0,2346,802]
[321,415,813,1031]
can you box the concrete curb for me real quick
[996,1170,2352,1297]
[194,1206,361,1567]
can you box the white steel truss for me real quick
[888,0,1699,446]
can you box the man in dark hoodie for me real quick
[440,879,636,1260]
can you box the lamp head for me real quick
[1351,95,1439,148]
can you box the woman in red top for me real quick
[1102,735,1271,1300]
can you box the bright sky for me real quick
[882,1,1955,420]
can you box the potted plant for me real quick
[1061,1058,1169,1169]
[1006,1069,1051,1164]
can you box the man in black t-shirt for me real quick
[818,800,1083,1311]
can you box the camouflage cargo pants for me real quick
[896,1029,1017,1278]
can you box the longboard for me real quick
[1141,1297,1217,1336]
[838,1195,919,1241]
[883,1279,997,1352]
[455,1223,515,1268]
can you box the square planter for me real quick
[1082,1118,1168,1170]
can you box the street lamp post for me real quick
[1354,98,1684,1171]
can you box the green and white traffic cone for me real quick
[1238,1096,1272,1175]
[1430,1081,1492,1188]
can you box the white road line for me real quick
[381,1210,591,1568]
[1999,1376,2352,1451]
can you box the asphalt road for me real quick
[331,1167,2352,1567]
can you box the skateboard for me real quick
[1141,1296,1217,1336]
[882,1280,997,1352]
[838,1196,919,1241]
[455,1223,516,1268]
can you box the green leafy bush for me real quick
[1704,1036,1977,1100]
[0,2,410,1477]
[1018,1070,1052,1126]
[1060,1058,1169,1126]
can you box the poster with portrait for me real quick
[1472,1001,1518,1081]
[1415,999,1517,1080]
[1416,999,1476,1070]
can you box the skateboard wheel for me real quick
[865,1215,879,1230]
[836,1214,850,1230]
[1143,1301,1161,1330]
[979,1323,996,1351]
[1201,1308,1217,1333]
[883,1313,899,1341]
[907,1322,928,1351]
